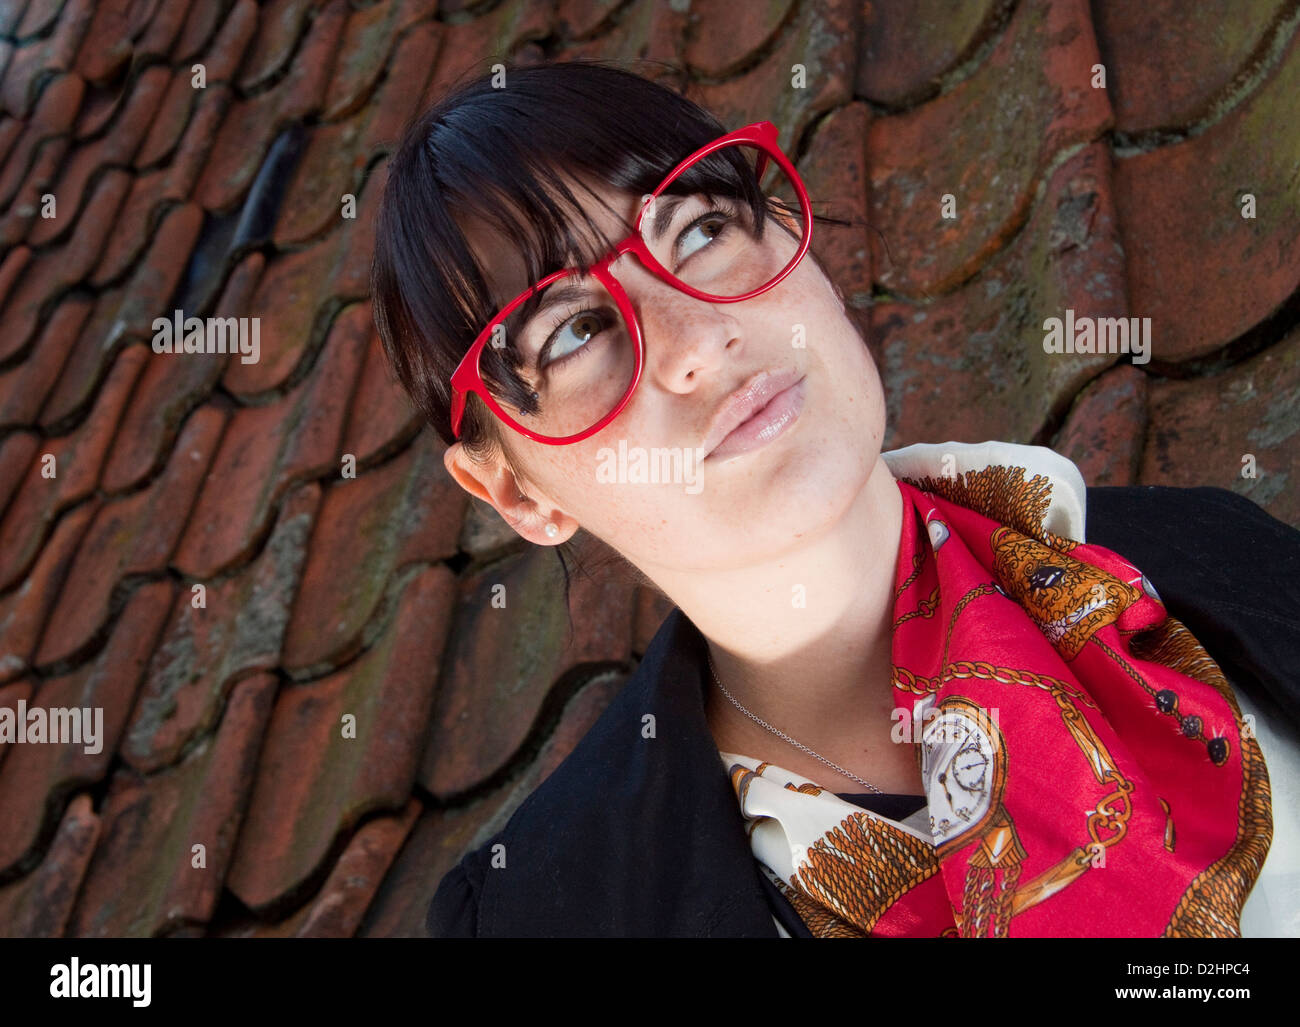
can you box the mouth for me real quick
[702,369,806,462]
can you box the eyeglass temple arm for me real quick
[451,386,466,438]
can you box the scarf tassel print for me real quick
[721,449,1273,938]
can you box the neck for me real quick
[643,456,905,772]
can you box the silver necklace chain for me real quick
[706,651,884,794]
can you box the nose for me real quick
[614,255,745,395]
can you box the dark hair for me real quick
[370,58,854,614]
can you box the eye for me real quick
[674,203,740,265]
[539,307,608,369]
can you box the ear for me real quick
[442,442,575,545]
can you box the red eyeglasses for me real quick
[448,120,813,445]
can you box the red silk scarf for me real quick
[726,467,1273,937]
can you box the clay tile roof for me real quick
[0,0,1297,936]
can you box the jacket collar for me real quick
[478,601,782,936]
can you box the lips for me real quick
[701,367,804,458]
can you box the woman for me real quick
[370,59,1300,937]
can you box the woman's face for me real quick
[444,175,890,579]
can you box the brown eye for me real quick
[542,310,606,368]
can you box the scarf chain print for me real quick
[721,458,1273,937]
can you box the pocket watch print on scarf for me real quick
[721,455,1273,937]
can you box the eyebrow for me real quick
[648,193,688,245]
[490,192,695,357]
[500,280,601,354]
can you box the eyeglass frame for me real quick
[447,119,814,445]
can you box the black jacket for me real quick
[426,485,1300,937]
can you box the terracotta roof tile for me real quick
[224,564,455,911]
[161,82,232,204]
[702,1,855,138]
[64,672,277,936]
[132,0,191,63]
[867,0,1111,298]
[34,404,226,667]
[41,201,205,427]
[218,245,336,394]
[0,430,40,520]
[0,579,173,877]
[0,134,66,247]
[194,5,347,215]
[1094,0,1295,135]
[30,285,126,424]
[0,343,145,592]
[1111,21,1300,362]
[172,0,227,67]
[70,79,120,139]
[418,535,636,799]
[0,500,97,685]
[338,316,421,464]
[857,0,1007,108]
[236,0,328,93]
[23,64,83,135]
[358,19,440,154]
[799,100,874,340]
[122,482,320,774]
[0,71,84,207]
[174,306,367,578]
[17,0,68,38]
[25,159,132,262]
[330,159,384,298]
[3,165,135,353]
[0,792,99,937]
[134,67,201,170]
[218,799,421,937]
[1053,364,1148,487]
[556,0,620,40]
[0,242,31,311]
[419,0,552,110]
[86,168,166,286]
[99,253,261,494]
[683,0,794,78]
[0,0,92,118]
[271,134,383,278]
[872,141,1125,448]
[354,794,511,937]
[0,113,23,166]
[1141,323,1300,525]
[0,293,93,429]
[322,0,413,121]
[0,680,33,767]
[282,429,463,673]
[200,0,260,85]
[272,115,365,246]
[564,0,686,77]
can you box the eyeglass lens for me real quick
[480,143,807,440]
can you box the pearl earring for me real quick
[544,522,558,538]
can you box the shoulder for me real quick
[425,607,780,937]
[424,665,653,937]
[1083,484,1300,593]
[424,607,733,936]
[1084,483,1300,730]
